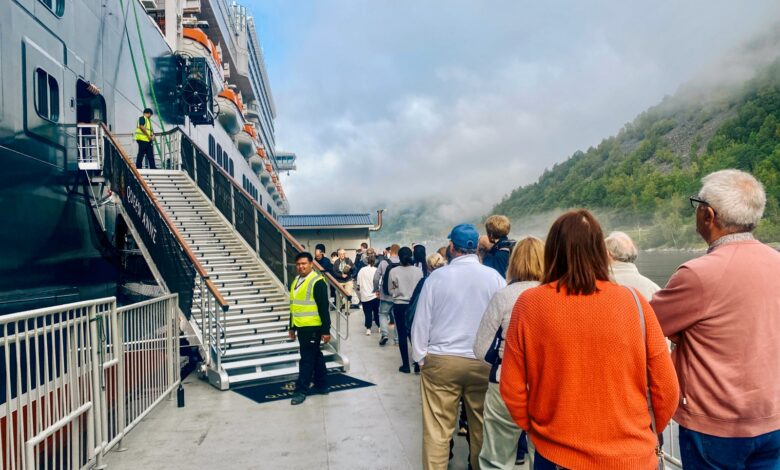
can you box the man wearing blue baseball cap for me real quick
[412,223,506,469]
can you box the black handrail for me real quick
[178,131,351,298]
[101,124,229,317]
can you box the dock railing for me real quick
[0,294,179,470]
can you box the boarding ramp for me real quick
[93,123,350,390]
[0,294,179,470]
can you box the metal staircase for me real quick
[90,123,350,392]
[142,170,344,388]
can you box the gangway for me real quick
[83,123,350,390]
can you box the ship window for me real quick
[222,150,228,169]
[208,135,215,157]
[34,68,59,122]
[216,144,222,166]
[39,0,64,17]
[228,159,234,177]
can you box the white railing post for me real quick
[281,238,288,287]
[89,304,106,468]
[115,302,127,451]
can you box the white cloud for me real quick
[253,1,780,216]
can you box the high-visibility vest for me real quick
[134,116,152,142]
[289,272,325,328]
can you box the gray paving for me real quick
[105,310,531,469]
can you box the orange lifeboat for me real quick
[235,123,257,158]
[216,88,245,135]
[180,28,225,88]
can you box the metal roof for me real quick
[279,213,374,228]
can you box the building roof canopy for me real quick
[279,213,373,228]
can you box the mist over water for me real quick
[635,250,701,287]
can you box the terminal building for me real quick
[279,211,384,259]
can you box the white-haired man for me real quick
[651,169,780,469]
[604,231,660,300]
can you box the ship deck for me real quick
[104,308,525,469]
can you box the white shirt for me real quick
[609,261,661,301]
[411,254,506,363]
[356,266,378,303]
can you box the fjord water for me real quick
[635,250,703,287]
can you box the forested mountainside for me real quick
[491,60,780,247]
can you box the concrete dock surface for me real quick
[105,309,531,469]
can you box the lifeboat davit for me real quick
[180,28,225,91]
[235,124,257,158]
[216,88,245,135]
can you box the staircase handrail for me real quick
[176,128,351,299]
[100,122,229,312]
[177,129,350,343]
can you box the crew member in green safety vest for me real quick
[289,251,331,405]
[134,108,156,170]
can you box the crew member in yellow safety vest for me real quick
[134,108,156,170]
[289,251,331,405]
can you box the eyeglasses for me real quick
[689,196,716,214]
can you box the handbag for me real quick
[626,287,667,470]
[484,326,503,383]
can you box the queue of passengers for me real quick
[299,168,779,469]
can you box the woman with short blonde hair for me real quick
[474,236,544,468]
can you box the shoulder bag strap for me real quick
[626,287,665,468]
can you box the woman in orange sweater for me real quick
[500,210,679,469]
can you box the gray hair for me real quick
[699,169,765,231]
[605,231,638,263]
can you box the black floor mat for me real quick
[232,373,375,404]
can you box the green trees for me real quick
[491,61,780,247]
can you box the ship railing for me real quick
[111,128,182,171]
[76,123,104,171]
[100,123,229,368]
[178,130,351,346]
[0,294,179,470]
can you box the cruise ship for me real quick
[0,0,294,315]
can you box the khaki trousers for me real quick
[478,382,535,469]
[420,354,490,470]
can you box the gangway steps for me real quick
[141,170,344,388]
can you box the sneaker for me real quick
[365,329,371,336]
[515,455,526,465]
[290,393,306,405]
[379,336,388,346]
[398,365,411,374]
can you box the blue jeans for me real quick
[680,426,780,469]
[534,451,567,469]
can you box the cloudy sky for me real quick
[248,1,780,218]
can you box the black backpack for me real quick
[381,261,400,296]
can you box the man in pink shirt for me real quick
[652,169,780,468]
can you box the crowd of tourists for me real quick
[292,168,779,470]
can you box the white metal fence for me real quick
[0,294,179,469]
[77,124,104,171]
